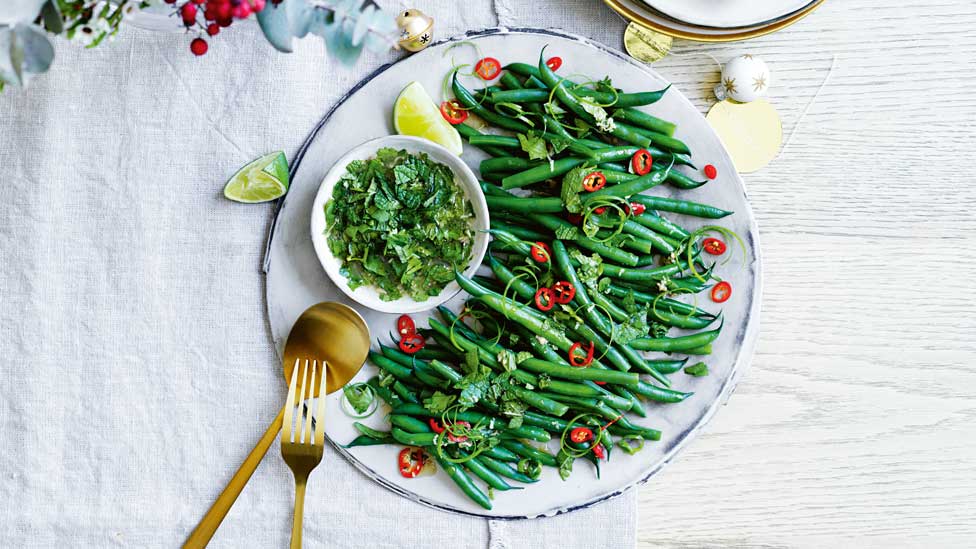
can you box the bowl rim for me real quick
[309,135,489,314]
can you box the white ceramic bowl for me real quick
[310,135,489,314]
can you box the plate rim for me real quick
[604,0,825,42]
[263,26,764,519]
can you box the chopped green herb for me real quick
[325,148,475,302]
[342,383,375,415]
[423,391,456,414]
[518,132,549,160]
[684,362,709,377]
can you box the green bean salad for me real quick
[341,48,744,510]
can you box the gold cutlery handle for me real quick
[290,478,307,549]
[183,407,285,548]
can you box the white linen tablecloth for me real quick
[0,1,638,547]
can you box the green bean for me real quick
[368,352,419,384]
[392,381,419,403]
[631,381,693,404]
[590,214,677,254]
[486,194,565,213]
[646,358,688,374]
[605,385,646,417]
[518,357,640,387]
[365,376,401,408]
[393,404,551,442]
[582,170,669,203]
[465,456,520,491]
[436,454,493,509]
[378,345,452,389]
[413,347,459,362]
[632,211,690,240]
[529,213,640,266]
[390,414,432,434]
[453,75,533,134]
[615,122,690,154]
[552,240,613,335]
[490,220,550,242]
[500,157,585,189]
[651,308,718,330]
[666,169,708,189]
[504,63,670,107]
[469,134,521,148]
[343,435,393,448]
[488,87,668,108]
[629,194,733,219]
[509,385,570,416]
[501,440,558,467]
[481,156,542,175]
[683,343,713,355]
[390,427,437,447]
[455,123,514,158]
[630,323,722,352]
[484,444,521,463]
[427,359,463,384]
[595,229,654,254]
[613,107,677,137]
[478,454,540,484]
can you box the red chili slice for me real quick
[703,237,726,255]
[398,447,425,478]
[397,314,416,336]
[530,241,551,263]
[592,444,606,460]
[474,57,502,80]
[704,164,718,180]
[582,171,606,192]
[399,333,425,354]
[534,287,555,312]
[546,56,562,71]
[447,420,471,443]
[429,418,445,434]
[570,427,594,443]
[628,202,646,216]
[593,207,607,215]
[631,149,653,175]
[568,342,594,367]
[711,281,732,303]
[439,99,468,125]
[552,281,576,304]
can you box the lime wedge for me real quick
[223,151,289,203]
[393,81,463,155]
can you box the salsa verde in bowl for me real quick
[310,135,489,314]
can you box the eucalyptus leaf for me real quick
[14,24,53,74]
[286,0,317,39]
[256,0,294,52]
[363,8,396,53]
[349,4,372,47]
[0,0,46,26]
[40,0,63,35]
[320,19,364,66]
[0,28,23,88]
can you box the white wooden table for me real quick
[1,0,973,546]
[625,0,976,545]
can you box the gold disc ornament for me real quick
[706,99,783,173]
[624,23,672,63]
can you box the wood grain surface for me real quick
[614,1,976,546]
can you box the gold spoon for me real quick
[184,302,370,548]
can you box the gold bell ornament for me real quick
[396,9,434,53]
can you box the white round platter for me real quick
[264,27,762,519]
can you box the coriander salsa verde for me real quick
[324,147,476,302]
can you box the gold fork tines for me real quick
[281,358,327,549]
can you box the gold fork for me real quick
[281,358,327,549]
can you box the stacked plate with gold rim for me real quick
[605,0,826,42]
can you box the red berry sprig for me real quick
[171,0,267,56]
